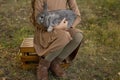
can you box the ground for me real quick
[0,0,120,80]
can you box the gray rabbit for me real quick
[36,2,77,32]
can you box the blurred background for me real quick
[0,0,120,80]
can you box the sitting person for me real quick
[31,0,83,80]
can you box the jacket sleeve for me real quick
[67,0,81,27]
[67,0,81,16]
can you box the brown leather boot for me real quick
[37,58,50,80]
[50,57,67,78]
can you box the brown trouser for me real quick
[45,32,83,62]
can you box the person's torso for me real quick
[45,0,68,11]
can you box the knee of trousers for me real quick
[56,31,72,47]
[72,32,83,44]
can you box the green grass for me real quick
[0,0,120,80]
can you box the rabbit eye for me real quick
[40,16,43,18]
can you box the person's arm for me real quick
[67,0,81,28]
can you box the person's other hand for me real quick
[54,18,68,30]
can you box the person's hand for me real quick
[54,18,68,30]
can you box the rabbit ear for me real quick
[43,0,48,12]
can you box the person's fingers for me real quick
[65,20,68,24]
[61,18,66,23]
